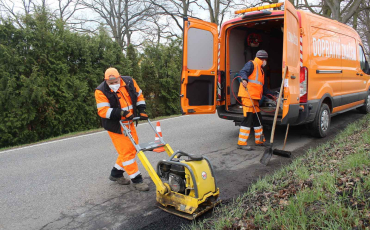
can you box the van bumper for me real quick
[216,105,244,122]
[216,105,284,126]
[217,102,319,126]
[282,101,319,125]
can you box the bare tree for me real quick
[301,0,362,24]
[357,0,370,56]
[144,15,179,45]
[0,0,34,27]
[198,0,232,26]
[54,0,84,22]
[148,0,196,31]
[81,0,153,49]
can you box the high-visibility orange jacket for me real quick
[238,57,264,100]
[95,76,145,134]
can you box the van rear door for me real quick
[180,17,218,115]
[282,0,301,123]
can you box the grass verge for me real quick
[186,114,370,230]
[0,114,182,152]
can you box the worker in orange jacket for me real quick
[237,50,276,150]
[95,67,149,191]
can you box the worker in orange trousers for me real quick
[95,67,149,191]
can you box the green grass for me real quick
[185,114,370,230]
[0,114,182,152]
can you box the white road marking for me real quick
[0,115,189,154]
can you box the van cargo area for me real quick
[181,1,370,138]
[225,18,284,124]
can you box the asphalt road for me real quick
[0,110,364,230]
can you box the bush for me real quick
[0,10,182,148]
[0,11,129,147]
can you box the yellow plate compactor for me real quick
[120,118,220,220]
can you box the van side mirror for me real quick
[365,61,370,75]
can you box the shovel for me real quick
[260,66,291,166]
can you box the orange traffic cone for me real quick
[153,121,165,153]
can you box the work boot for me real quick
[131,174,149,191]
[110,167,130,185]
[237,145,253,151]
[109,175,131,185]
[133,182,150,191]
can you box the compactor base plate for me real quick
[157,200,221,220]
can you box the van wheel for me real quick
[358,91,370,114]
[309,103,330,138]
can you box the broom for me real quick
[260,66,291,166]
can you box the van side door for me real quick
[358,44,370,94]
[341,34,361,103]
[282,0,301,124]
[180,17,218,115]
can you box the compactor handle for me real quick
[121,116,141,123]
[170,150,203,161]
[120,118,165,145]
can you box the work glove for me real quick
[121,110,134,120]
[139,112,149,120]
[137,104,148,120]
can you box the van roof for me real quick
[220,10,284,32]
[303,11,360,40]
[220,9,360,41]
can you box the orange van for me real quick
[180,0,370,137]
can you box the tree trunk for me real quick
[124,0,131,46]
[353,11,358,30]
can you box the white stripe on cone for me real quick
[153,121,166,152]
[155,122,162,141]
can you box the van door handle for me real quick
[291,75,296,79]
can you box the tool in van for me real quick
[120,117,220,220]
[260,66,291,166]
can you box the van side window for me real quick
[359,45,367,72]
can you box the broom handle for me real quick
[283,123,290,150]
[270,66,288,144]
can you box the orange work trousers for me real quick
[108,122,140,179]
[242,97,260,115]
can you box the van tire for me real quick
[309,103,330,138]
[358,91,370,114]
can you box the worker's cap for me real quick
[104,67,120,80]
[256,50,268,59]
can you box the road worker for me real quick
[95,67,149,191]
[237,50,276,150]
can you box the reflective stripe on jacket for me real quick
[95,76,145,134]
[238,57,264,100]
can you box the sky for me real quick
[0,0,325,46]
